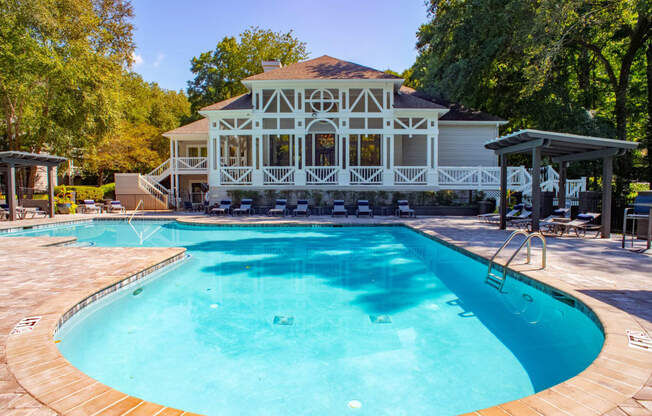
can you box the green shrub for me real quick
[54,185,104,202]
[100,183,115,199]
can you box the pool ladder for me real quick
[486,231,546,291]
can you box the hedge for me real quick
[54,185,104,202]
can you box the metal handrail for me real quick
[487,231,546,290]
[129,200,143,224]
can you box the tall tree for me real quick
[186,26,308,114]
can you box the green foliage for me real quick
[187,27,308,114]
[54,185,103,202]
[100,183,115,199]
[413,0,651,192]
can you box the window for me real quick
[187,146,207,158]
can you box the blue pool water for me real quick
[12,221,603,415]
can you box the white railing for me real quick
[221,156,247,167]
[566,178,587,198]
[138,175,168,205]
[438,167,480,187]
[350,166,383,184]
[263,166,295,184]
[175,157,208,170]
[306,166,339,184]
[221,167,253,185]
[147,159,170,181]
[394,166,428,184]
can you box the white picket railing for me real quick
[394,166,428,184]
[306,166,339,184]
[350,166,383,184]
[138,175,168,206]
[221,167,253,185]
[147,159,170,181]
[176,157,208,170]
[263,167,295,184]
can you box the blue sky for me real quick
[130,0,430,92]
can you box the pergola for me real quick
[485,130,638,237]
[1,151,67,221]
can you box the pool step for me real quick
[485,271,505,290]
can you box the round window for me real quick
[309,89,336,113]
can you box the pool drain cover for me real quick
[273,316,294,325]
[369,315,391,324]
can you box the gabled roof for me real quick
[398,88,504,122]
[243,55,402,81]
[163,117,208,136]
[200,93,252,111]
[394,86,447,110]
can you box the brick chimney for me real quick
[262,60,282,72]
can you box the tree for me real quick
[186,26,308,114]
[0,0,135,187]
[413,0,651,191]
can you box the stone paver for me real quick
[1,214,651,415]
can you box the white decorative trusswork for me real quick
[394,166,428,184]
[221,167,253,185]
[627,330,652,351]
[350,167,383,184]
[11,316,41,335]
[306,166,339,184]
[263,167,295,184]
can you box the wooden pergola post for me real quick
[557,161,567,209]
[499,154,507,230]
[6,163,17,221]
[531,146,542,232]
[47,166,56,218]
[601,156,613,238]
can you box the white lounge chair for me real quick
[539,208,570,233]
[233,199,253,216]
[396,200,415,217]
[268,199,287,216]
[293,200,310,217]
[210,200,231,216]
[107,201,126,213]
[80,200,101,214]
[478,205,522,223]
[331,200,348,217]
[356,200,373,218]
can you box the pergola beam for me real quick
[531,146,541,231]
[602,156,613,238]
[493,138,547,155]
[6,164,17,221]
[551,148,622,163]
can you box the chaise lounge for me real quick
[356,200,373,218]
[233,199,253,216]
[267,199,287,216]
[396,200,416,217]
[293,200,310,217]
[331,200,348,217]
[210,200,231,216]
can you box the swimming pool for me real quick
[12,220,604,415]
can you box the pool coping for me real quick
[4,217,652,416]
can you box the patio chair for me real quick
[80,200,101,214]
[22,207,47,219]
[506,208,532,228]
[331,200,348,217]
[622,193,652,248]
[107,201,126,213]
[396,200,415,218]
[267,199,287,216]
[0,206,7,220]
[210,200,232,216]
[356,200,373,218]
[293,199,310,217]
[556,213,602,237]
[233,199,253,216]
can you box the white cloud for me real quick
[153,53,165,68]
[131,52,144,67]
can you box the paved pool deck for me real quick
[0,214,651,415]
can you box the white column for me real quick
[215,136,221,186]
[251,135,258,169]
[426,136,432,169]
[382,135,393,186]
[252,136,263,186]
[389,135,395,169]
[300,136,306,169]
[344,134,350,169]
[337,135,349,185]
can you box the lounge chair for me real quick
[80,200,101,214]
[356,200,373,218]
[507,208,532,228]
[210,200,231,216]
[538,208,571,233]
[479,204,524,223]
[293,199,310,217]
[267,199,287,216]
[396,200,415,218]
[233,199,253,216]
[556,213,601,237]
[107,201,126,213]
[331,200,348,217]
[22,207,47,219]
[183,201,194,212]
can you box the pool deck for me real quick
[0,213,651,415]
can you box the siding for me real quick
[438,125,498,166]
[400,134,427,166]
